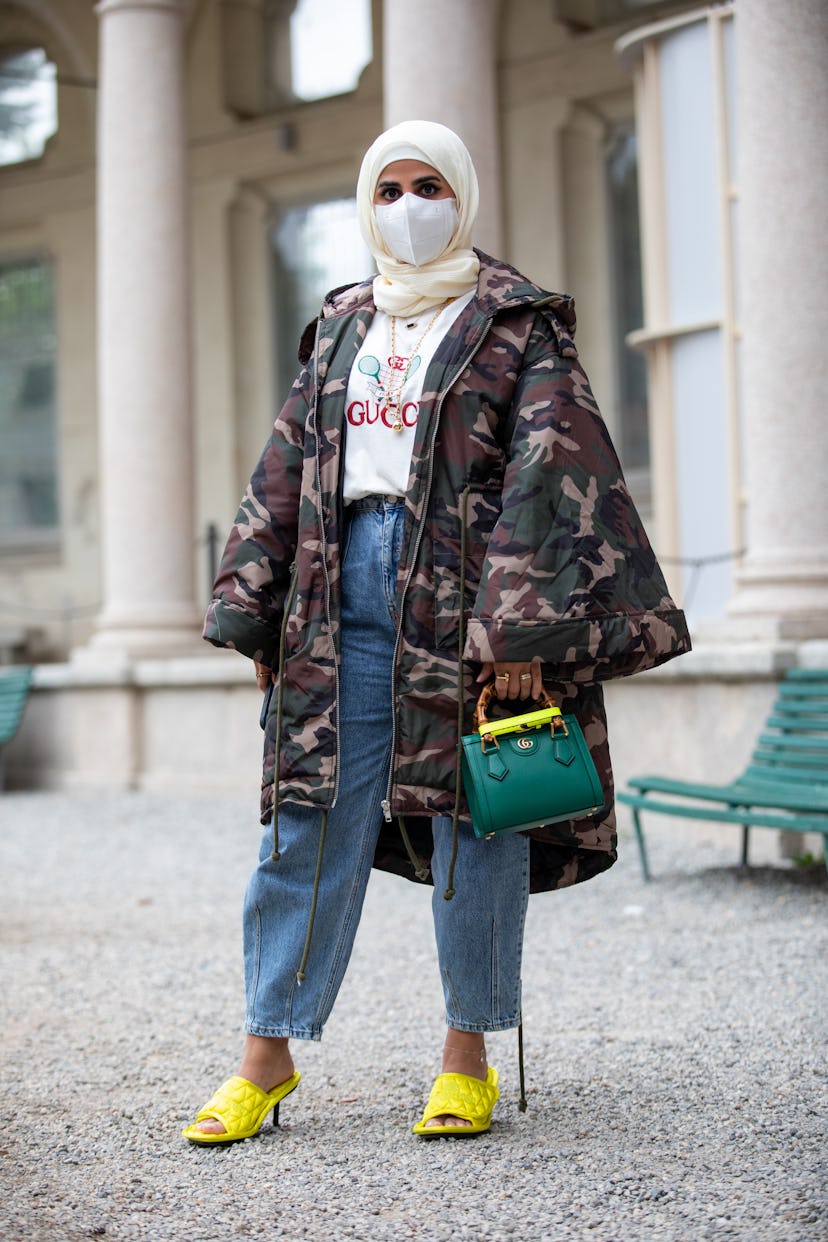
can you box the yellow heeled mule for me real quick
[412,1066,499,1137]
[182,1072,301,1145]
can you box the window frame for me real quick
[0,249,61,558]
[269,192,374,402]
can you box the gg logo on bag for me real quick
[516,736,535,751]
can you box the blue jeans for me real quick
[243,496,530,1040]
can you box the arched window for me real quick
[0,47,58,168]
[271,197,372,398]
[289,0,372,101]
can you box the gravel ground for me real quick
[0,789,826,1242]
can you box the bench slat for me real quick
[749,755,828,775]
[771,706,828,719]
[764,717,828,733]
[625,773,828,811]
[755,738,828,754]
[743,762,828,784]
[618,791,828,833]
[751,751,828,770]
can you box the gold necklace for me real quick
[385,300,449,431]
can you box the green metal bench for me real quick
[618,668,828,880]
[0,667,32,793]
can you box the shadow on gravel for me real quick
[664,862,828,890]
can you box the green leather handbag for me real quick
[460,684,605,839]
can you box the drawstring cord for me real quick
[271,564,299,863]
[445,484,470,902]
[397,816,430,882]
[518,1018,527,1112]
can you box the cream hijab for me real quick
[356,120,480,317]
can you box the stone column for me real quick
[265,0,299,102]
[502,98,569,291]
[229,188,278,492]
[382,0,503,255]
[90,0,201,656]
[219,0,267,118]
[728,0,828,638]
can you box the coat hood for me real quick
[298,251,576,364]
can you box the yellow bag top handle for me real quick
[472,682,562,737]
[477,704,562,738]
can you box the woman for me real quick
[183,120,690,1143]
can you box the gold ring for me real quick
[496,673,509,681]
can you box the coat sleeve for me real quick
[202,365,312,666]
[462,311,691,682]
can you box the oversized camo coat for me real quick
[205,251,691,893]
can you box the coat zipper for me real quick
[382,318,494,822]
[310,317,344,810]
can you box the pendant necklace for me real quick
[385,300,449,431]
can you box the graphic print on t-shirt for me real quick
[341,290,475,501]
[347,352,423,429]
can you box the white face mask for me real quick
[374,193,459,267]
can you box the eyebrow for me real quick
[376,173,445,188]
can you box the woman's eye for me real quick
[379,187,400,201]
[419,183,441,196]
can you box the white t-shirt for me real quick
[342,290,476,502]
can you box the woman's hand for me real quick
[476,659,543,701]
[254,661,274,689]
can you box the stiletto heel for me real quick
[182,1072,301,1144]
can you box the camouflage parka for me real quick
[204,252,691,894]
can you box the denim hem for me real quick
[245,1021,323,1042]
[444,1018,522,1033]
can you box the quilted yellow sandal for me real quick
[182,1072,301,1145]
[412,1066,499,1137]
